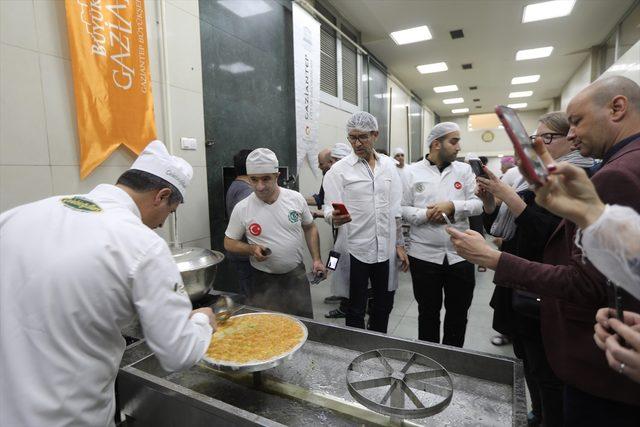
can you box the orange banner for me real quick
[64,0,156,178]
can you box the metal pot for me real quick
[171,246,225,302]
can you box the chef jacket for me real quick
[225,187,313,274]
[0,184,212,427]
[402,159,483,264]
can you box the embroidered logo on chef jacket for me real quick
[249,223,262,236]
[415,183,425,193]
[173,282,187,296]
[454,181,462,190]
[61,196,102,213]
[288,210,300,223]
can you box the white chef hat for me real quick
[346,111,378,132]
[246,148,279,175]
[130,140,193,200]
[426,122,460,147]
[331,142,352,159]
[393,147,405,156]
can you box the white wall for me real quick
[600,40,640,84]
[560,56,593,111]
[0,0,210,248]
[388,78,410,156]
[440,109,546,158]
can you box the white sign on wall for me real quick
[292,3,321,177]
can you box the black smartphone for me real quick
[469,159,488,178]
[608,280,626,346]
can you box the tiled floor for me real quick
[310,265,515,358]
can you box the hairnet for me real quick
[426,122,460,147]
[346,111,378,132]
[393,147,405,156]
[500,156,515,166]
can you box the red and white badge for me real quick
[248,223,262,236]
[454,181,463,190]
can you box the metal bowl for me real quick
[171,246,225,302]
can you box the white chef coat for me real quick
[225,188,313,274]
[323,152,402,291]
[501,166,521,188]
[0,184,212,427]
[402,159,483,265]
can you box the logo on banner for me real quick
[249,223,262,236]
[454,181,463,190]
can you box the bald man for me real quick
[447,76,640,424]
[306,149,334,212]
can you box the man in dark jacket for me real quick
[447,75,640,426]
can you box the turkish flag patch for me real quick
[249,223,262,236]
[454,181,462,190]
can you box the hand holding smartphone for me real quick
[332,202,349,216]
[441,212,452,226]
[468,158,488,178]
[495,105,548,186]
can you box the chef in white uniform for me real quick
[0,141,215,427]
[224,148,326,318]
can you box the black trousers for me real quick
[563,385,640,427]
[408,256,475,347]
[512,313,564,426]
[346,255,394,333]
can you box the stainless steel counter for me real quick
[117,308,526,426]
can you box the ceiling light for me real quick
[523,0,576,23]
[509,91,533,98]
[416,62,448,74]
[433,84,459,93]
[508,103,528,108]
[452,108,469,113]
[443,97,464,104]
[390,25,432,45]
[516,46,553,60]
[218,0,272,18]
[511,74,540,85]
[219,62,255,74]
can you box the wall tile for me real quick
[0,0,38,51]
[51,165,128,195]
[0,165,52,212]
[168,85,206,167]
[152,81,166,141]
[145,0,162,84]
[40,54,78,165]
[165,2,202,93]
[33,0,69,59]
[175,166,210,243]
[0,44,49,165]
[167,0,200,17]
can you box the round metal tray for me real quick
[202,312,308,373]
[346,348,453,419]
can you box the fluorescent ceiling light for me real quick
[511,74,540,85]
[509,91,533,98]
[443,97,464,104]
[416,62,448,74]
[523,0,576,23]
[508,103,528,108]
[516,46,553,61]
[218,0,272,18]
[433,84,459,93]
[452,108,469,113]
[390,25,432,45]
[219,62,255,74]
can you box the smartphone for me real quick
[326,250,341,271]
[469,159,488,178]
[307,271,326,285]
[261,247,271,256]
[332,202,349,216]
[495,105,547,186]
[441,212,452,226]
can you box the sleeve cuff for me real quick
[191,312,214,334]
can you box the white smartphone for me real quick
[442,212,452,226]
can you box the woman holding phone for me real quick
[477,112,593,427]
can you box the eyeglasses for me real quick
[347,133,372,143]
[529,133,566,145]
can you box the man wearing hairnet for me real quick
[0,141,216,426]
[323,111,409,333]
[401,122,482,347]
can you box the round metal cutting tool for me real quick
[346,348,453,419]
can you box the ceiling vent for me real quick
[449,29,464,39]
[473,98,480,102]
[462,63,473,70]
[476,106,482,109]
[469,86,478,90]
